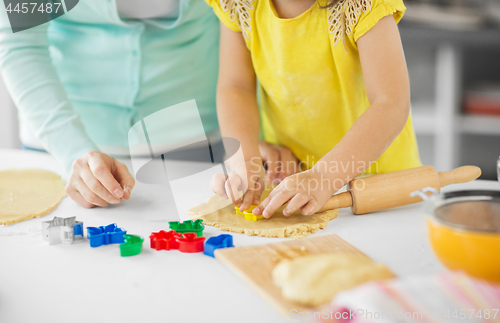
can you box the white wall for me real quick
[0,73,20,149]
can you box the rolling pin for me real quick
[318,165,481,215]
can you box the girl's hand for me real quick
[66,151,135,208]
[258,140,300,185]
[253,168,336,218]
[211,158,266,211]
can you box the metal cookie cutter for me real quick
[204,234,234,258]
[87,224,127,248]
[42,216,84,245]
[120,234,144,257]
[176,232,206,253]
[169,219,204,237]
[150,230,181,251]
[235,205,264,221]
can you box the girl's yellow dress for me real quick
[207,0,421,173]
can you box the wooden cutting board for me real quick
[215,234,395,317]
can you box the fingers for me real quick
[259,141,300,185]
[67,151,132,208]
[252,176,266,205]
[113,161,135,200]
[225,173,242,206]
[255,191,317,218]
[239,188,255,212]
[250,168,326,218]
[276,147,299,181]
[239,171,265,211]
[261,189,293,218]
[80,165,121,204]
[253,185,278,216]
[66,184,94,209]
[87,152,123,199]
[211,173,228,198]
[301,199,319,216]
[67,191,94,208]
[263,149,280,185]
[283,193,311,216]
[73,178,112,207]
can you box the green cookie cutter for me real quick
[169,219,204,237]
[120,234,144,257]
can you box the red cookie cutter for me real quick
[150,230,181,251]
[176,232,206,253]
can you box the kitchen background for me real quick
[1,0,499,179]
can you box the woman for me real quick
[0,0,298,208]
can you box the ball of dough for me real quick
[272,253,394,306]
[0,169,66,225]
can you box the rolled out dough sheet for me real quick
[188,186,338,239]
[272,253,394,306]
[0,169,66,225]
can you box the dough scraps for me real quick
[188,186,338,239]
[0,169,66,225]
[272,253,394,306]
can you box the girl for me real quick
[209,0,421,218]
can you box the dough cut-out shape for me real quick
[0,169,66,225]
[272,253,394,306]
[188,186,338,239]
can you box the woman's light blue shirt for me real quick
[0,0,220,175]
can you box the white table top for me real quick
[1,148,499,323]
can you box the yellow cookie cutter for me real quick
[235,205,264,221]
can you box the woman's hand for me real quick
[258,140,300,185]
[253,168,337,218]
[211,158,266,212]
[66,151,135,208]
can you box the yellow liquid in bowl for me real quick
[427,218,500,283]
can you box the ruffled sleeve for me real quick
[353,0,406,41]
[205,0,256,38]
[206,0,241,32]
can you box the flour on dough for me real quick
[272,253,394,306]
[0,169,66,225]
[188,186,338,239]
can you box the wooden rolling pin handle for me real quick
[438,165,482,187]
[318,191,353,213]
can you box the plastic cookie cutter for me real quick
[150,230,181,251]
[42,216,84,245]
[87,224,127,248]
[120,234,144,257]
[169,219,204,237]
[204,234,234,258]
[176,232,206,253]
[235,205,264,221]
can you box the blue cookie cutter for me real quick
[204,234,234,258]
[87,224,127,248]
